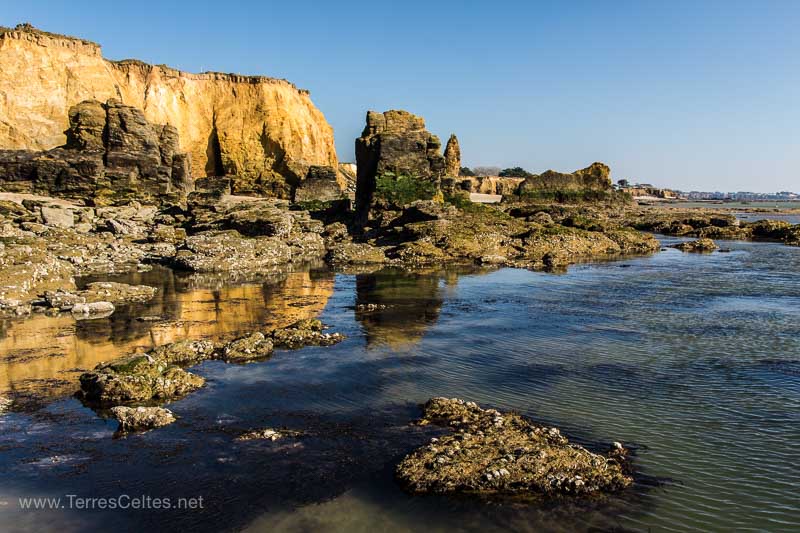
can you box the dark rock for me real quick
[355,110,446,222]
[0,99,193,206]
[294,165,344,202]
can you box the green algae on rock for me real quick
[78,354,206,405]
[396,398,633,497]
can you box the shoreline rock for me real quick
[110,406,176,433]
[671,238,719,252]
[396,398,633,497]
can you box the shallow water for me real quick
[1,239,799,532]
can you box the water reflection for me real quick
[0,266,334,404]
[354,267,481,349]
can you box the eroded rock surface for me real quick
[0,98,192,206]
[396,398,633,497]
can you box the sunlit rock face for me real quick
[0,24,338,197]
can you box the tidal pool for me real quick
[1,238,798,532]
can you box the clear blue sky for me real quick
[2,0,798,192]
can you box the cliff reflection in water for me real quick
[0,266,334,404]
[354,266,481,349]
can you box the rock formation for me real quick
[443,134,461,177]
[0,24,337,197]
[294,166,344,202]
[518,162,613,196]
[0,99,192,205]
[355,110,446,221]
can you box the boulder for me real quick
[174,230,292,272]
[222,332,274,363]
[396,398,633,496]
[110,406,176,433]
[71,301,115,318]
[294,165,344,202]
[40,206,74,228]
[150,339,217,365]
[672,238,718,252]
[79,354,205,405]
[326,242,387,265]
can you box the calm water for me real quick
[1,239,799,532]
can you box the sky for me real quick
[2,0,798,192]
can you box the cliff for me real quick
[0,24,338,197]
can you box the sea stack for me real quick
[443,134,461,177]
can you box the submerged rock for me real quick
[236,427,303,441]
[110,406,176,433]
[672,238,718,252]
[79,354,205,405]
[396,398,633,497]
[0,395,11,414]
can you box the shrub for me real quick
[375,172,438,205]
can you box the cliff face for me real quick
[0,24,338,197]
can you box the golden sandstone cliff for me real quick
[0,24,338,197]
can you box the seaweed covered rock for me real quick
[672,238,718,252]
[150,339,216,365]
[79,354,205,405]
[396,398,633,497]
[326,242,387,265]
[173,230,292,272]
[110,406,176,433]
[222,332,274,363]
[271,318,346,349]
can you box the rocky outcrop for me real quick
[0,99,192,206]
[0,24,337,197]
[355,110,446,221]
[443,134,461,177]
[518,162,613,196]
[294,165,344,202]
[396,398,632,496]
